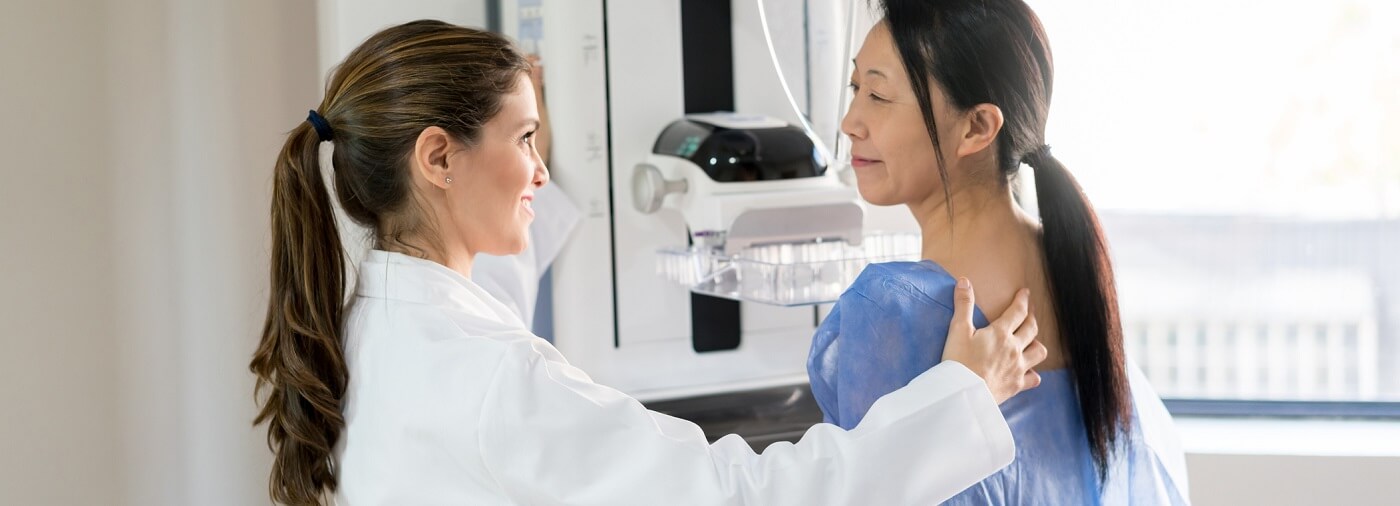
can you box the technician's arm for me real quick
[478,281,1043,505]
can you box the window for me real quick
[1026,0,1400,412]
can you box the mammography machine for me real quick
[503,0,923,403]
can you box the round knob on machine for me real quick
[631,163,688,214]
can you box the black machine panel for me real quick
[653,119,827,183]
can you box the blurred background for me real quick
[1,0,1396,504]
[2,0,319,504]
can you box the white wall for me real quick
[0,1,120,503]
[1189,453,1400,506]
[318,0,489,73]
[1,0,319,504]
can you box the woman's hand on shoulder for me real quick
[941,278,1047,404]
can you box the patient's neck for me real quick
[911,179,1036,266]
[910,177,1065,370]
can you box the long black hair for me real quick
[879,0,1130,478]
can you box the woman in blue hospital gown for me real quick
[810,0,1190,503]
[810,263,1189,504]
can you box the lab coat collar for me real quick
[356,249,528,330]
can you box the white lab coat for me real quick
[334,250,1016,505]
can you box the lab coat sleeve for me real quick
[477,340,1014,505]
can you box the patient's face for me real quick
[840,21,960,208]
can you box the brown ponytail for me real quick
[251,120,347,504]
[249,20,529,504]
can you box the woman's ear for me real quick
[955,104,1004,158]
[412,126,455,190]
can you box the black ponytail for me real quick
[881,0,1131,478]
[1027,147,1129,478]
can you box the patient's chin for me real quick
[856,185,899,207]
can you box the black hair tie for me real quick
[1026,144,1052,167]
[307,110,335,142]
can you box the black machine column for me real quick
[680,0,742,352]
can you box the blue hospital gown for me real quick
[807,261,1191,505]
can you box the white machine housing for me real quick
[504,0,901,401]
[632,112,864,255]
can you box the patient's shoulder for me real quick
[848,261,959,307]
[856,260,955,280]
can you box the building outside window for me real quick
[1026,0,1399,409]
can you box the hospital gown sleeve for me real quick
[476,339,1015,505]
[809,263,987,431]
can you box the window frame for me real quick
[1163,399,1400,419]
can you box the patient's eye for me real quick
[850,82,889,103]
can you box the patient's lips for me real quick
[851,155,882,169]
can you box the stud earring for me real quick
[445,176,453,184]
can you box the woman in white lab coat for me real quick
[250,20,1046,506]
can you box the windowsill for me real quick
[1176,416,1400,457]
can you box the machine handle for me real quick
[631,163,688,214]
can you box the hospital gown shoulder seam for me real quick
[850,265,956,315]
